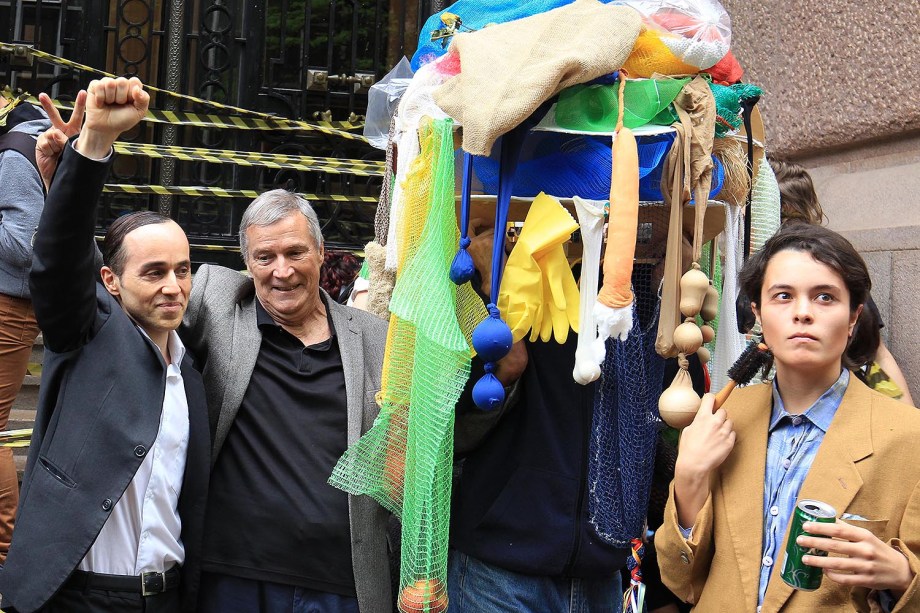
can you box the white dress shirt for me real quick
[78,330,190,575]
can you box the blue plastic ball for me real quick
[472,372,505,410]
[449,248,476,285]
[472,316,513,362]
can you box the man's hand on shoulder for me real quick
[76,77,150,160]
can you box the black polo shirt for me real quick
[202,299,355,596]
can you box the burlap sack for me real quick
[434,0,642,156]
[365,240,396,320]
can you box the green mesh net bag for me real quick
[330,116,485,613]
[555,79,763,140]
[554,77,690,131]
[710,82,763,138]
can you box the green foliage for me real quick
[265,0,383,79]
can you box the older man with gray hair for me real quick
[180,189,390,613]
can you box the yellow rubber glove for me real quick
[532,246,580,343]
[498,192,579,343]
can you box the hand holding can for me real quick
[794,514,915,595]
[781,499,836,591]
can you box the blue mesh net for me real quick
[588,299,666,546]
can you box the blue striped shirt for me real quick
[758,369,850,606]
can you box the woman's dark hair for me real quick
[848,298,880,368]
[738,222,876,370]
[103,211,172,275]
[320,250,361,304]
[768,158,826,226]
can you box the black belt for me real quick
[65,565,180,596]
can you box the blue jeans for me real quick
[198,572,359,613]
[448,551,623,613]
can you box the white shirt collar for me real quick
[136,326,186,368]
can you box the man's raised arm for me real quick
[29,77,149,352]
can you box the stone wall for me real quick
[721,0,920,397]
[808,136,920,402]
[722,0,920,158]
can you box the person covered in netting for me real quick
[446,218,665,612]
[179,190,393,613]
[657,222,920,611]
[736,157,913,405]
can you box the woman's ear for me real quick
[751,301,761,327]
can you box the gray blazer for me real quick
[181,264,391,613]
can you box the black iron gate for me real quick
[2,0,437,265]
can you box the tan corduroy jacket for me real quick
[657,377,920,612]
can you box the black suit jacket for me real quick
[0,142,210,613]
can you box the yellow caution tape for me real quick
[0,91,30,125]
[0,43,369,142]
[103,183,379,203]
[112,142,384,176]
[42,95,365,133]
[146,108,366,133]
[0,428,31,448]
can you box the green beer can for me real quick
[781,499,837,591]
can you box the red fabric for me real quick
[704,50,744,85]
[434,48,461,77]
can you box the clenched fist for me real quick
[77,77,150,159]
